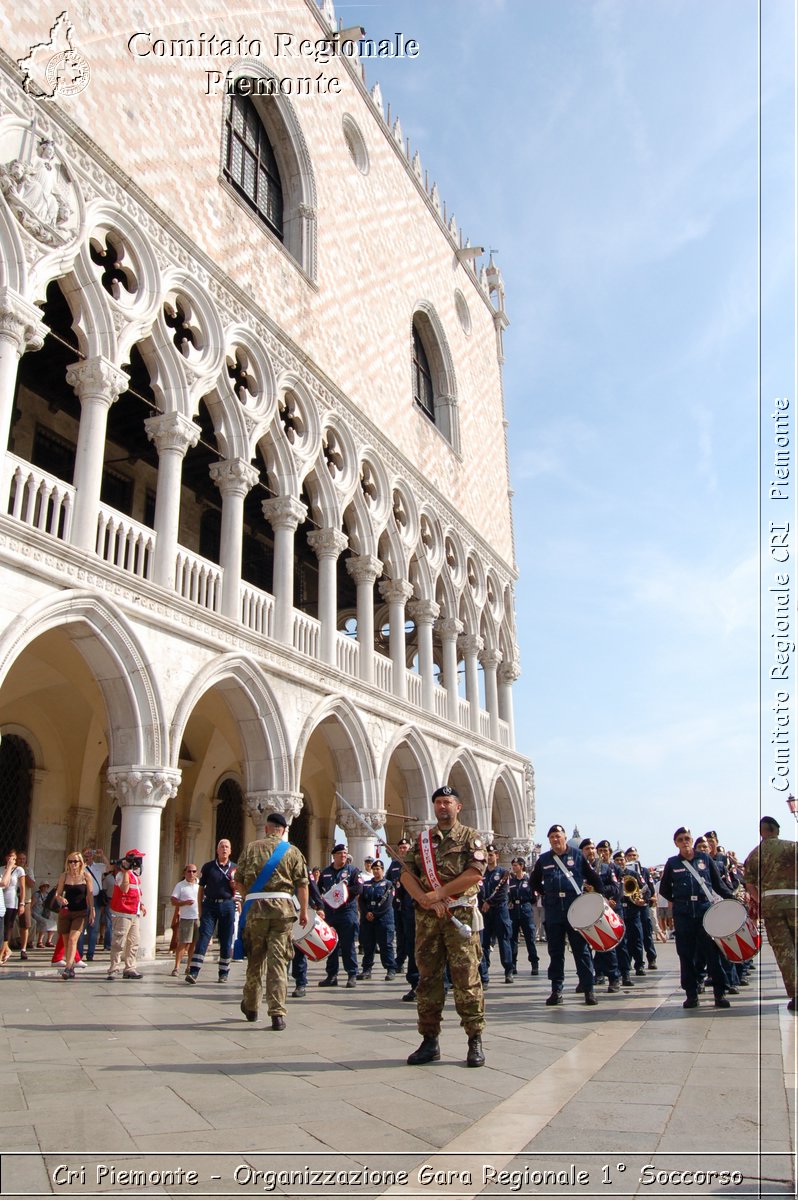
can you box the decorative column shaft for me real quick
[67,805,95,854]
[345,554,382,684]
[182,819,202,866]
[378,578,414,699]
[0,290,46,485]
[409,599,440,712]
[307,528,348,665]
[66,357,128,551]
[498,661,521,750]
[262,495,307,645]
[459,634,484,733]
[209,458,260,620]
[106,767,181,959]
[436,617,463,723]
[337,806,386,872]
[144,413,201,588]
[480,647,503,743]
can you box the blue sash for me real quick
[232,841,290,961]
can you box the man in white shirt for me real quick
[16,852,35,960]
[171,865,200,977]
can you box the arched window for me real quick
[0,735,34,855]
[412,326,434,421]
[224,94,284,240]
[410,310,459,450]
[215,778,244,857]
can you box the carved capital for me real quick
[507,838,534,859]
[458,633,484,658]
[261,494,307,531]
[479,829,495,846]
[498,660,521,685]
[337,806,386,836]
[408,599,440,626]
[144,412,201,456]
[307,528,348,560]
[209,458,260,498]
[66,356,128,405]
[402,818,434,839]
[345,554,382,587]
[106,767,181,809]
[435,617,463,641]
[479,647,503,670]
[265,790,305,824]
[0,289,47,354]
[378,578,414,607]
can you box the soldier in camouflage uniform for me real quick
[400,785,487,1067]
[235,812,308,1031]
[744,816,797,1012]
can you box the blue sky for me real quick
[339,0,796,863]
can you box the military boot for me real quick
[466,1034,485,1067]
[407,1036,440,1065]
[545,989,563,1006]
[584,990,598,1006]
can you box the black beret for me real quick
[432,785,460,801]
[332,843,347,853]
[547,824,566,836]
[266,812,287,828]
[596,839,612,850]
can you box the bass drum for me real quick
[567,891,625,952]
[703,899,760,963]
[292,913,338,962]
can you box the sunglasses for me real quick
[68,858,80,863]
[186,868,197,873]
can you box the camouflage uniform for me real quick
[237,834,308,1018]
[404,820,487,1037]
[744,837,797,998]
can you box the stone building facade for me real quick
[0,0,534,952]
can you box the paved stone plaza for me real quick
[0,941,794,1197]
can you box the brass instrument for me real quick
[623,873,644,904]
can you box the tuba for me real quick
[623,873,643,904]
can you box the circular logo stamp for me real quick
[45,49,90,96]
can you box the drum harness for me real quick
[681,859,719,904]
[552,854,584,899]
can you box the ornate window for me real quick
[224,94,284,240]
[412,325,435,421]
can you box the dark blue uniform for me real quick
[530,849,603,995]
[618,863,647,975]
[359,876,397,976]
[189,857,237,982]
[480,865,514,981]
[593,860,623,986]
[508,873,539,974]
[388,857,418,990]
[658,850,734,1004]
[291,877,324,991]
[318,863,362,984]
[638,864,658,968]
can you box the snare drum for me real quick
[292,913,338,961]
[702,899,760,963]
[567,892,625,952]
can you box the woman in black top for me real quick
[53,852,95,980]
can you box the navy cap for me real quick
[266,812,287,828]
[332,843,347,853]
[596,839,612,850]
[547,824,566,837]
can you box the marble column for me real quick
[436,617,463,723]
[378,578,414,699]
[480,647,503,743]
[208,458,260,620]
[408,599,440,712]
[106,767,181,958]
[182,820,202,867]
[144,413,201,588]
[498,660,521,750]
[459,634,484,733]
[65,357,129,551]
[345,554,382,684]
[307,528,348,665]
[262,495,307,645]
[0,290,46,478]
[337,806,386,873]
[67,805,95,854]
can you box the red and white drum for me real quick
[567,892,625,952]
[703,899,760,963]
[292,913,338,962]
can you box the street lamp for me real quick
[786,794,798,820]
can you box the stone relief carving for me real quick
[0,136,76,246]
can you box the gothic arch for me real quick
[487,763,524,831]
[0,589,165,767]
[411,301,459,450]
[441,748,486,828]
[295,695,377,806]
[170,654,291,793]
[379,725,437,818]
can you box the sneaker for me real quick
[727,986,740,995]
[504,971,514,984]
[75,960,87,969]
[123,970,143,979]
[217,976,228,984]
[356,971,371,981]
[647,961,657,971]
[185,973,197,985]
[608,980,621,993]
[385,971,396,981]
[291,986,306,998]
